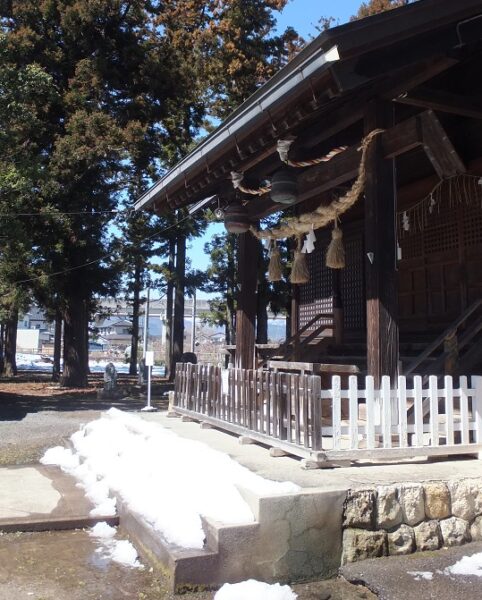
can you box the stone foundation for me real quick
[342,478,482,564]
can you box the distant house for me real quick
[94,317,132,350]
[17,307,54,352]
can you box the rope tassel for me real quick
[290,236,310,284]
[326,219,345,269]
[268,240,283,282]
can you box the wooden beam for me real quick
[396,87,482,120]
[364,101,399,383]
[420,110,466,178]
[235,232,258,369]
[249,113,426,219]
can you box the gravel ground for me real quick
[0,410,103,464]
[0,375,375,599]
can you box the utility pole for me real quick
[142,286,150,357]
[191,290,197,353]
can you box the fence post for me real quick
[398,375,408,448]
[311,376,322,451]
[332,375,342,450]
[365,375,375,449]
[429,375,439,447]
[381,376,392,448]
[473,376,482,459]
[348,375,358,450]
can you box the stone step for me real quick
[118,484,346,591]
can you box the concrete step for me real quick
[118,483,345,592]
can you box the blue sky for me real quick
[188,0,362,295]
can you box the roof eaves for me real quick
[134,44,340,212]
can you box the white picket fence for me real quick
[318,374,482,462]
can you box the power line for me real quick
[0,209,128,218]
[7,212,192,288]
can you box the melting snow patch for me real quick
[108,539,143,568]
[41,408,299,549]
[89,522,143,569]
[408,571,433,581]
[214,580,297,600]
[445,552,482,577]
[89,521,116,540]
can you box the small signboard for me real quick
[145,351,154,366]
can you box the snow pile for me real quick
[89,359,164,376]
[214,580,297,600]
[41,408,299,549]
[445,552,482,577]
[408,571,433,581]
[89,522,143,569]
[16,353,54,371]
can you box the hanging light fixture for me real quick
[270,168,297,205]
[224,201,250,234]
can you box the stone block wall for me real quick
[342,478,482,564]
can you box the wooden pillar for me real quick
[332,269,344,346]
[172,232,186,370]
[235,232,258,369]
[364,101,399,384]
[291,284,300,360]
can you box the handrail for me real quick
[419,316,482,378]
[405,298,482,375]
[274,313,333,356]
[296,322,332,351]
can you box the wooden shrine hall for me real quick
[136,0,482,384]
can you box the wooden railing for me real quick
[174,364,482,466]
[405,298,482,376]
[258,313,333,362]
[175,363,322,457]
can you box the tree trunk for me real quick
[226,297,236,345]
[3,303,18,377]
[52,309,62,382]
[129,262,141,376]
[171,233,186,380]
[164,237,175,379]
[0,323,5,375]
[61,294,88,387]
[84,303,90,375]
[256,240,269,344]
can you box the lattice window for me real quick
[463,205,482,248]
[299,231,333,332]
[341,235,365,330]
[400,231,422,259]
[423,217,458,254]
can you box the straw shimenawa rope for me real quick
[250,128,384,241]
[231,171,271,196]
[277,137,347,167]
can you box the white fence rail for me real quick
[318,374,482,461]
[174,364,482,465]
